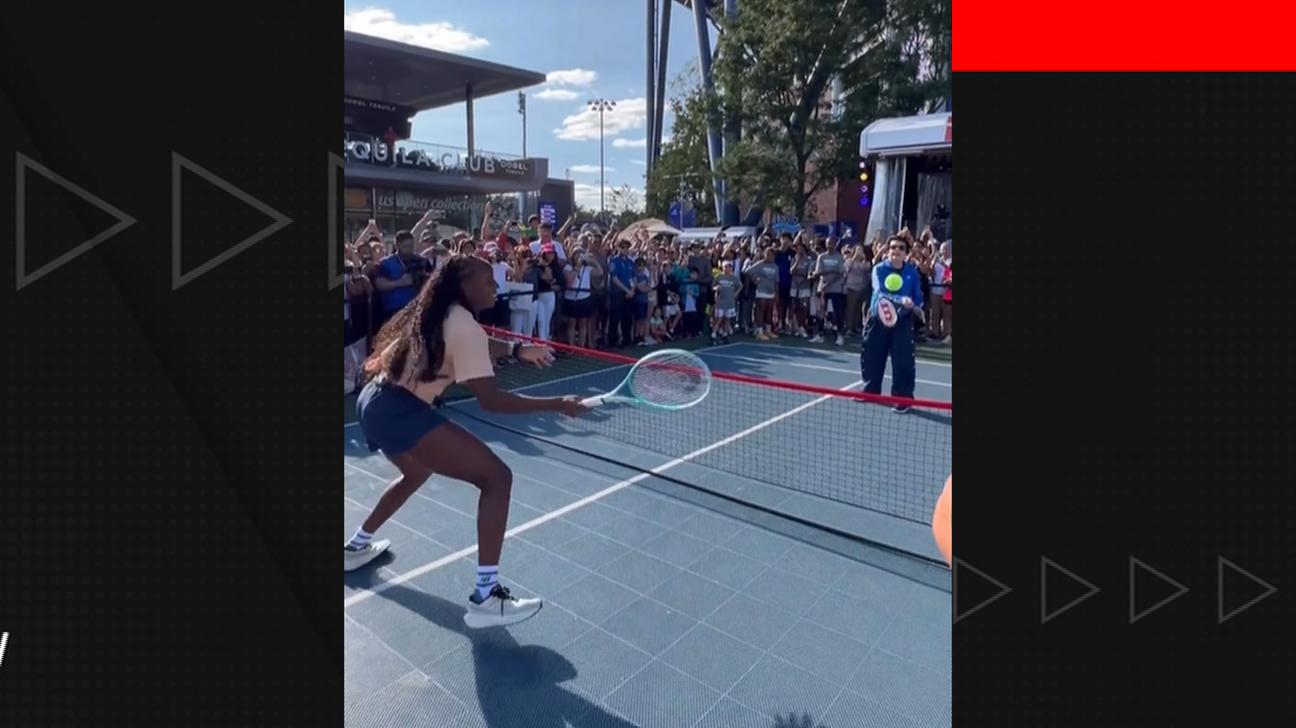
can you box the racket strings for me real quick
[627,351,711,409]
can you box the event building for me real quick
[859,111,953,243]
[343,31,575,242]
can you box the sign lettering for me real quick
[343,139,532,179]
[538,201,557,225]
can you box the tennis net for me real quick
[445,328,952,530]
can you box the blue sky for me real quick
[345,3,714,209]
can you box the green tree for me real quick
[712,0,949,221]
[644,64,718,226]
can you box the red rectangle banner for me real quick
[954,1,1296,71]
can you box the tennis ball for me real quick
[884,273,903,292]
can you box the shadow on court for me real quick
[447,405,619,459]
[343,551,395,591]
[377,584,638,728]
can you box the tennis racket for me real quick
[580,349,712,410]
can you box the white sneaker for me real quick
[835,335,845,346]
[808,335,824,344]
[644,336,657,345]
[797,327,808,337]
[942,336,952,345]
[344,540,391,572]
[464,585,543,629]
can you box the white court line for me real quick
[704,352,951,388]
[343,379,863,609]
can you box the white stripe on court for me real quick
[343,379,862,609]
[0,632,9,669]
[703,352,951,388]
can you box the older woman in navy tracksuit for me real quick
[860,236,923,413]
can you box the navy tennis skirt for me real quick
[356,379,447,456]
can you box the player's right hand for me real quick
[556,395,592,417]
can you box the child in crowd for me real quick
[664,290,682,338]
[680,268,702,337]
[649,306,671,343]
[634,258,654,345]
[711,260,741,345]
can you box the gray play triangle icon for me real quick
[171,153,292,290]
[1129,557,1189,624]
[953,559,1012,623]
[1041,556,1100,624]
[1218,557,1277,624]
[15,152,137,290]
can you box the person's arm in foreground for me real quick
[462,376,586,415]
[451,320,583,415]
[932,475,951,567]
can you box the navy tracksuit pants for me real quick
[859,315,916,399]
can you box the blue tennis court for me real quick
[345,343,951,728]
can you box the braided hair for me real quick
[365,255,490,383]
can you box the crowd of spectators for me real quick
[343,206,951,392]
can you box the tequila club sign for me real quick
[344,139,531,179]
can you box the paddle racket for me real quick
[874,293,923,329]
[580,349,712,409]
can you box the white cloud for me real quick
[612,137,647,149]
[569,164,614,174]
[630,160,647,166]
[547,69,598,87]
[534,88,580,101]
[573,184,605,209]
[554,98,647,142]
[345,8,489,52]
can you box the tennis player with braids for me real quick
[347,255,590,628]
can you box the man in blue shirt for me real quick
[374,230,431,325]
[607,238,637,347]
[860,236,923,413]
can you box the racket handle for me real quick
[579,396,606,408]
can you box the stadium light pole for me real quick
[518,91,527,158]
[587,98,616,220]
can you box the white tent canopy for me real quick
[860,112,951,158]
[616,218,684,241]
[676,226,759,243]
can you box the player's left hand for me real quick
[900,296,914,309]
[517,344,555,368]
